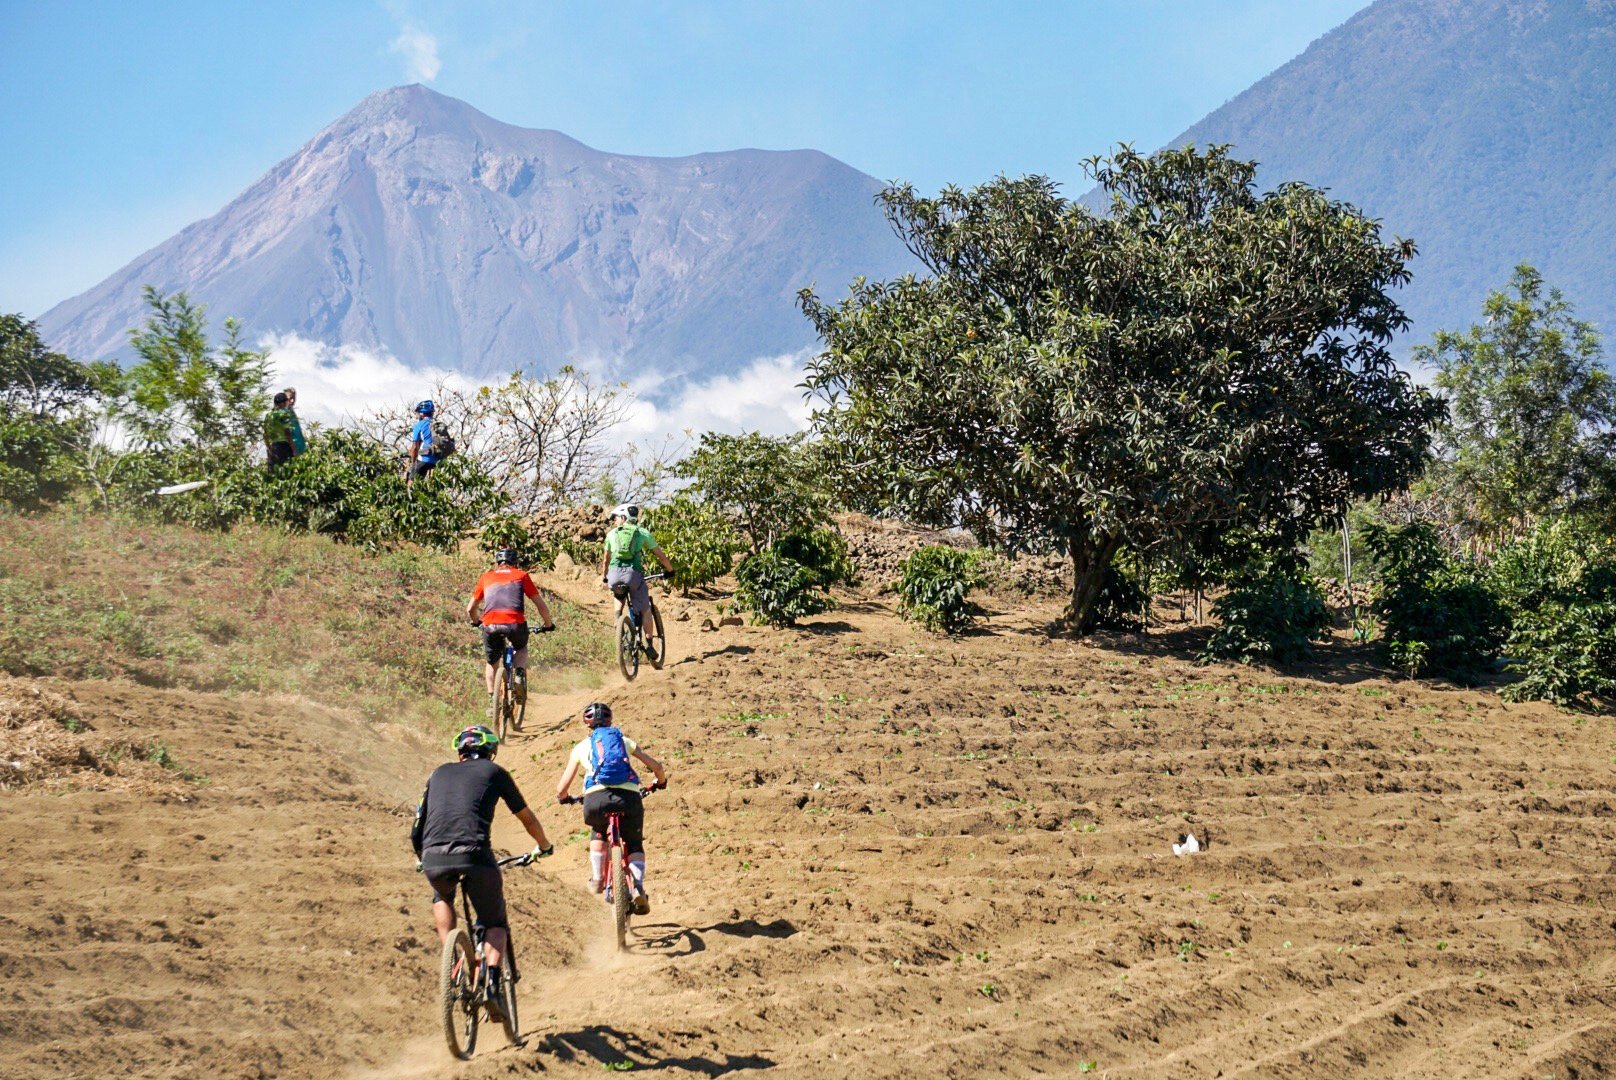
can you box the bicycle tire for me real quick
[440,928,478,1060]
[648,607,667,671]
[494,668,511,741]
[616,613,639,681]
[612,843,630,950]
[512,668,526,732]
[499,958,521,1046]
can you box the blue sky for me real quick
[0,0,1368,318]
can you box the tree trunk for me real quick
[1061,532,1121,635]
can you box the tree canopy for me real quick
[0,314,105,507]
[1415,264,1616,541]
[109,287,271,452]
[676,431,830,553]
[800,146,1442,631]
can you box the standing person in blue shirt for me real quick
[406,399,440,485]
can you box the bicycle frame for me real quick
[451,854,525,988]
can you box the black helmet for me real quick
[454,724,499,757]
[582,702,613,728]
[494,547,519,566]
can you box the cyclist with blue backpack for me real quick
[554,702,667,914]
[406,399,454,485]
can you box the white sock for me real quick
[589,850,605,885]
[629,854,646,891]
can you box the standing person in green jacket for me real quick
[283,387,307,456]
[264,393,295,470]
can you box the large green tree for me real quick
[800,146,1442,631]
[109,286,271,452]
[1415,265,1616,540]
[0,314,106,506]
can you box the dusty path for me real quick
[6,584,1616,1078]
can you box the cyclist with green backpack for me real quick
[600,504,673,659]
[554,702,667,914]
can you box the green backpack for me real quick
[606,525,647,567]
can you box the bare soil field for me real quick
[5,579,1616,1078]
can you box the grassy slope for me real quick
[0,506,611,736]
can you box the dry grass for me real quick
[0,676,196,796]
[0,507,613,736]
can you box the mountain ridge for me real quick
[37,85,918,380]
[1163,0,1616,340]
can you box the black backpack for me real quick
[431,419,456,456]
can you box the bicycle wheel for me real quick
[499,958,521,1046]
[611,844,630,951]
[493,669,511,741]
[647,607,667,671]
[616,613,639,681]
[440,928,479,1060]
[512,668,526,732]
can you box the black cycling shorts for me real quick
[423,851,509,929]
[411,459,438,480]
[583,788,645,853]
[481,623,530,665]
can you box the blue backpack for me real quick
[588,726,638,787]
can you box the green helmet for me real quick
[453,724,499,756]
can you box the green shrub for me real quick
[1364,522,1507,680]
[734,548,832,626]
[476,513,557,570]
[897,544,982,635]
[113,430,497,552]
[774,526,856,588]
[1492,519,1616,708]
[557,535,599,570]
[1203,571,1332,664]
[642,497,741,593]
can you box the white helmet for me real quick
[613,503,641,523]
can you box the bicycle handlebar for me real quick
[557,779,664,807]
[498,845,554,868]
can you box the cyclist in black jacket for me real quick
[412,724,552,1016]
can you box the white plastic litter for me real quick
[154,480,210,496]
[1172,833,1201,856]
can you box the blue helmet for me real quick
[415,399,435,417]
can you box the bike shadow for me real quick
[631,917,797,958]
[685,644,754,663]
[537,1024,777,1074]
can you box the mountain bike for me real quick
[481,623,554,740]
[610,572,666,681]
[562,780,663,951]
[438,851,543,1060]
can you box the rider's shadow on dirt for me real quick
[685,643,754,664]
[537,1025,777,1074]
[632,917,798,958]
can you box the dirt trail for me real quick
[6,584,1616,1078]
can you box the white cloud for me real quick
[260,334,474,426]
[388,24,441,82]
[260,334,815,444]
[622,352,815,441]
